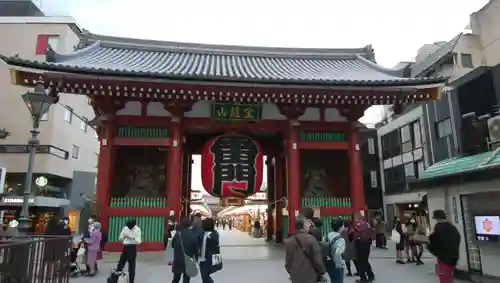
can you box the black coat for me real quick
[200,231,220,274]
[171,229,200,274]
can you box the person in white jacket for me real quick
[116,219,142,283]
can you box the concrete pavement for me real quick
[71,229,464,283]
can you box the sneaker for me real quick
[346,273,353,277]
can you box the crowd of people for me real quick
[284,208,461,283]
[2,206,459,283]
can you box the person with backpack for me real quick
[323,218,346,283]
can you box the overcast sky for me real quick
[36,0,488,192]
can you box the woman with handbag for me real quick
[171,217,200,283]
[199,218,222,283]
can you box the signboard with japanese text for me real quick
[211,103,262,122]
[201,133,263,199]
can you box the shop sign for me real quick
[0,197,34,204]
[247,192,267,200]
[190,192,203,200]
[211,103,262,122]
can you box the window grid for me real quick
[461,196,482,271]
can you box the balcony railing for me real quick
[0,235,72,283]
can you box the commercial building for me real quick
[378,0,500,228]
[0,13,99,233]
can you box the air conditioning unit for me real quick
[487,115,500,141]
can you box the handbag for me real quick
[391,229,401,243]
[179,232,199,278]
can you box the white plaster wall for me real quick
[425,179,500,276]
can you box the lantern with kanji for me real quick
[201,133,264,205]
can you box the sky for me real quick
[36,0,488,192]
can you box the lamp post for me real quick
[19,82,57,235]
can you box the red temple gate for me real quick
[1,32,445,251]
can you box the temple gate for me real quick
[1,32,445,251]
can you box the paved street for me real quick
[71,229,463,283]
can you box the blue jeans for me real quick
[200,262,214,283]
[327,267,344,283]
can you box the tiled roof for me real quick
[418,150,500,180]
[411,34,462,77]
[0,32,446,86]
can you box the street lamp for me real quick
[18,82,57,234]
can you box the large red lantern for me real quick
[201,133,264,201]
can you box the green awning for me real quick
[419,150,500,180]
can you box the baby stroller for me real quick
[69,238,86,277]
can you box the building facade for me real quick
[359,128,383,216]
[0,16,99,233]
[379,0,500,224]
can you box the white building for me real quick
[0,15,99,232]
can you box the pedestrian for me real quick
[83,214,99,273]
[408,214,425,265]
[199,218,222,283]
[405,216,416,263]
[301,207,324,241]
[340,220,358,276]
[324,218,346,283]
[393,217,406,264]
[427,210,460,283]
[353,212,375,283]
[83,221,102,277]
[221,220,226,230]
[116,219,142,283]
[285,216,326,283]
[228,218,233,231]
[253,219,261,238]
[171,216,200,283]
[373,216,387,249]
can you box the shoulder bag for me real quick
[178,232,199,278]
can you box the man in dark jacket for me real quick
[428,210,460,283]
[353,212,375,283]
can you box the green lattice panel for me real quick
[109,197,167,208]
[117,126,169,138]
[282,216,289,238]
[108,216,166,242]
[301,197,351,208]
[300,131,346,142]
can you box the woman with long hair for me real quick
[394,217,406,264]
[199,218,221,283]
[408,215,425,265]
[171,216,200,283]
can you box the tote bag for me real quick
[179,232,198,278]
[391,229,401,243]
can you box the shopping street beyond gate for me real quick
[71,229,467,283]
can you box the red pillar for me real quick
[266,159,275,241]
[96,123,115,233]
[167,118,183,221]
[286,120,301,235]
[348,127,366,213]
[274,156,284,243]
